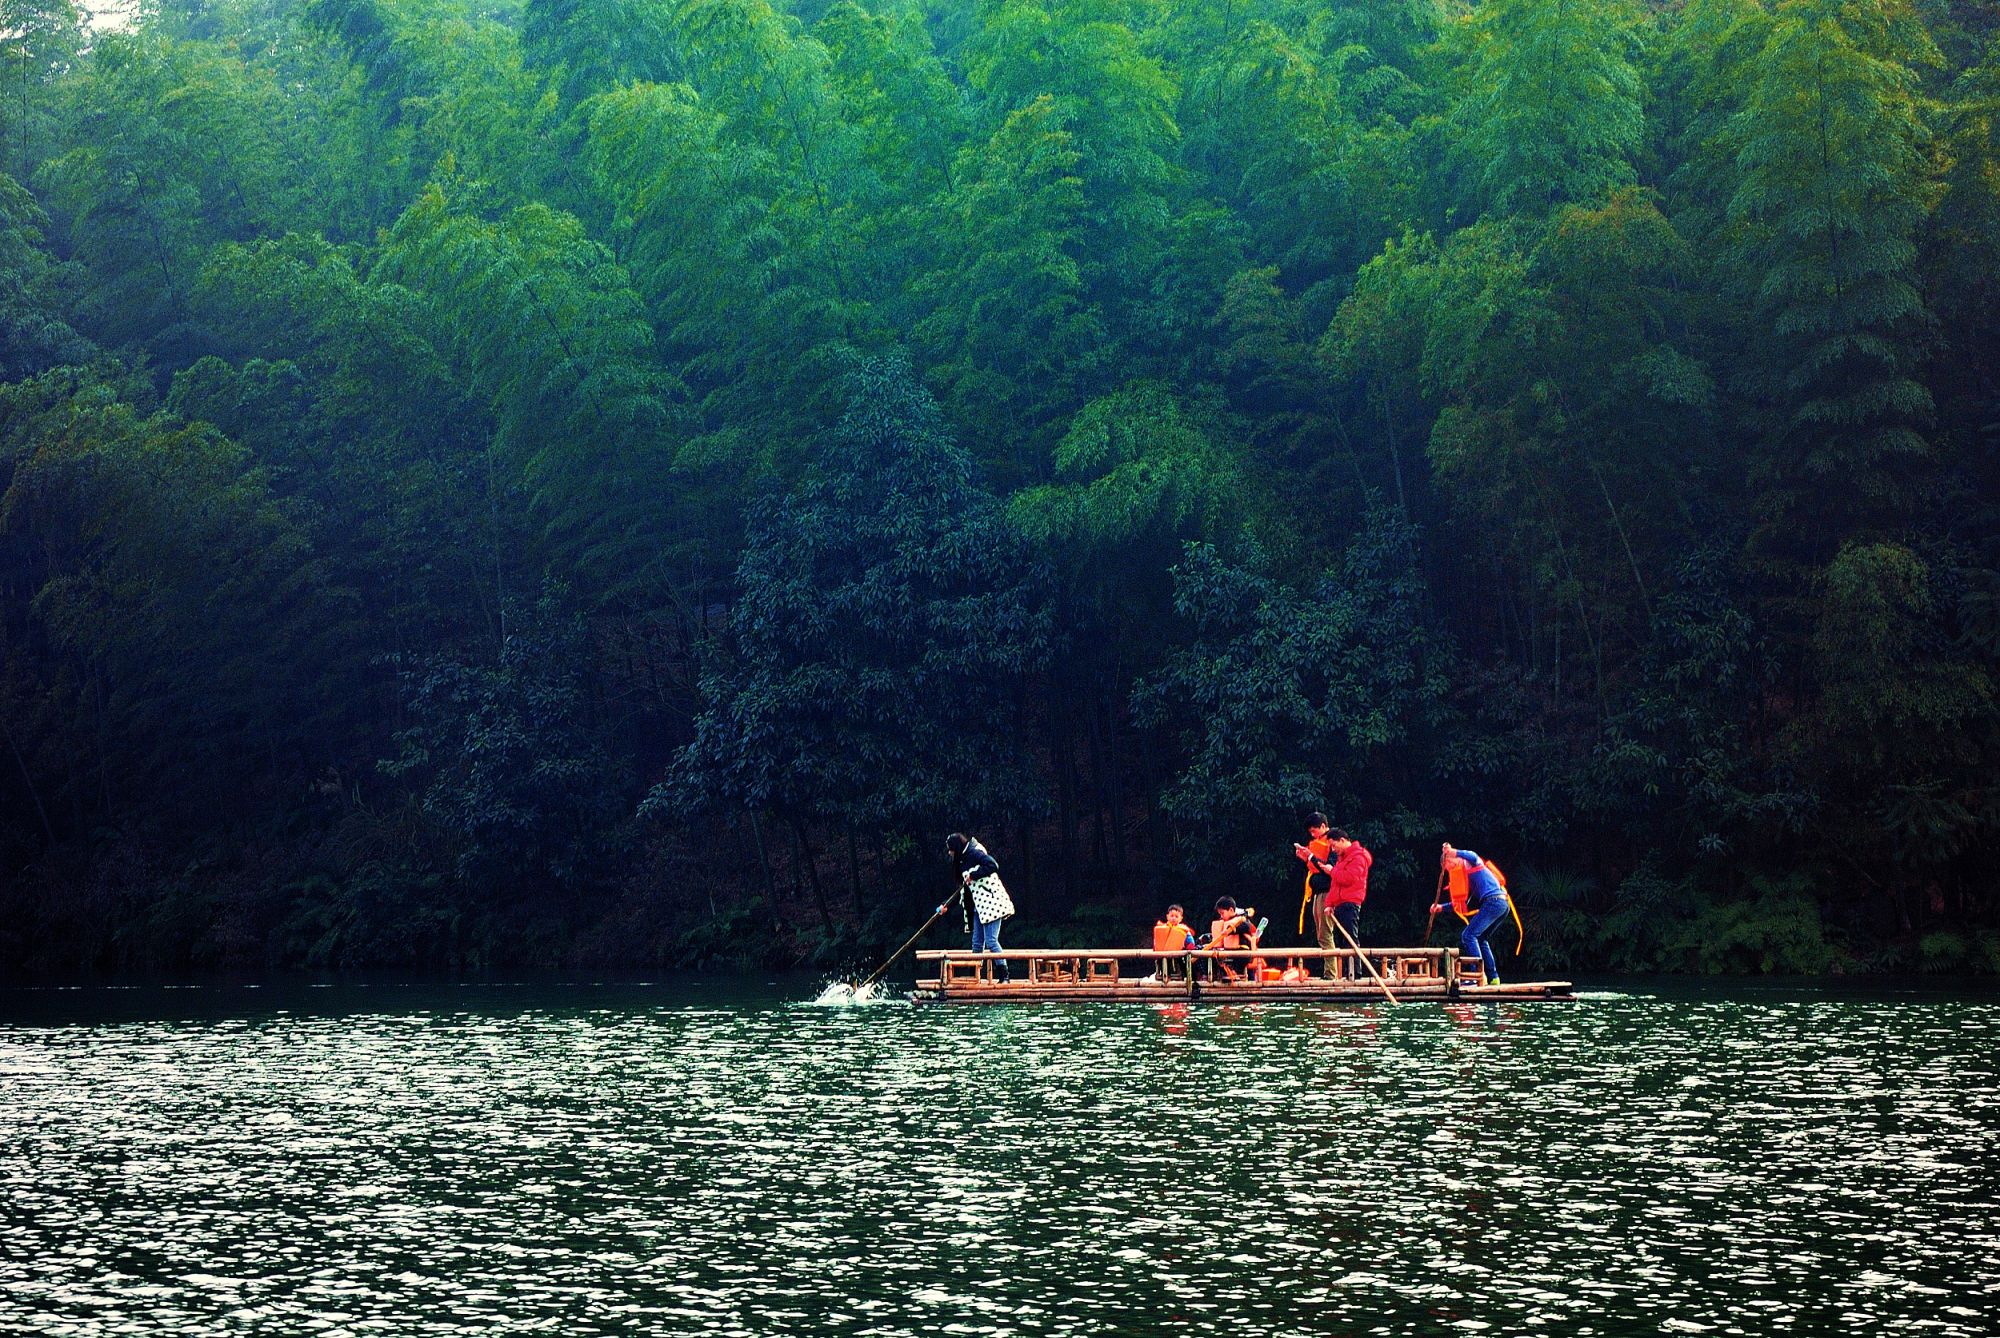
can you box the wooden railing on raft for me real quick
[914,946,1487,988]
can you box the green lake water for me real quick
[3,980,1996,1336]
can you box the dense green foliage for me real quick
[2,0,1996,977]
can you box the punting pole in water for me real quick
[1327,911,1400,1005]
[850,897,954,993]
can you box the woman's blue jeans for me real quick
[1460,897,1511,982]
[972,916,1006,980]
[972,916,1002,954]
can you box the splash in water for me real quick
[810,978,897,1006]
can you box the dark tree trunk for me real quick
[748,809,779,906]
[1085,693,1110,878]
[1139,723,1166,898]
[1015,817,1037,912]
[2,715,56,846]
[1101,675,1126,888]
[846,820,864,917]
[1053,685,1079,903]
[791,817,832,931]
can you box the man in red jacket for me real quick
[1323,829,1372,979]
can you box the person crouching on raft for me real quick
[1208,896,1262,982]
[1432,844,1510,986]
[943,833,1015,983]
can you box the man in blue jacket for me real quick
[1431,844,1512,986]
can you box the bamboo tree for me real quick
[1720,0,1941,559]
[1445,0,1646,218]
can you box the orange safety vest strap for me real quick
[1448,859,1524,951]
[1299,836,1333,932]
[1486,861,1524,955]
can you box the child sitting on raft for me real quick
[1208,896,1264,982]
[1151,904,1197,980]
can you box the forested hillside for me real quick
[1,0,1995,976]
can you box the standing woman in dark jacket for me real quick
[942,833,1016,982]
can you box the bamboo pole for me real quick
[1324,911,1400,1005]
[916,946,1447,960]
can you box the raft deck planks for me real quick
[910,946,1572,1003]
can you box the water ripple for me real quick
[2,985,1997,1336]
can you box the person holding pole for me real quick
[943,832,1015,983]
[1431,843,1513,986]
[1295,816,1371,979]
[1324,829,1372,979]
[1318,853,1399,1005]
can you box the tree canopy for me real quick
[2,0,1997,978]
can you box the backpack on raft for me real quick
[1446,858,1526,954]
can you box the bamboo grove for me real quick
[0,0,1996,975]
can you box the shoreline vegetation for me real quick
[2,0,1998,982]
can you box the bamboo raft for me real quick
[911,947,1572,1003]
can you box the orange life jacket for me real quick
[1153,922,1193,952]
[1302,835,1333,897]
[1447,858,1524,953]
[1212,915,1260,951]
[1298,834,1334,932]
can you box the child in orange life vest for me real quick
[1207,896,1263,982]
[1153,904,1196,980]
[1431,843,1513,985]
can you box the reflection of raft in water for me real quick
[911,947,1572,1003]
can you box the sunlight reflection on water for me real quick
[2,984,1997,1335]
